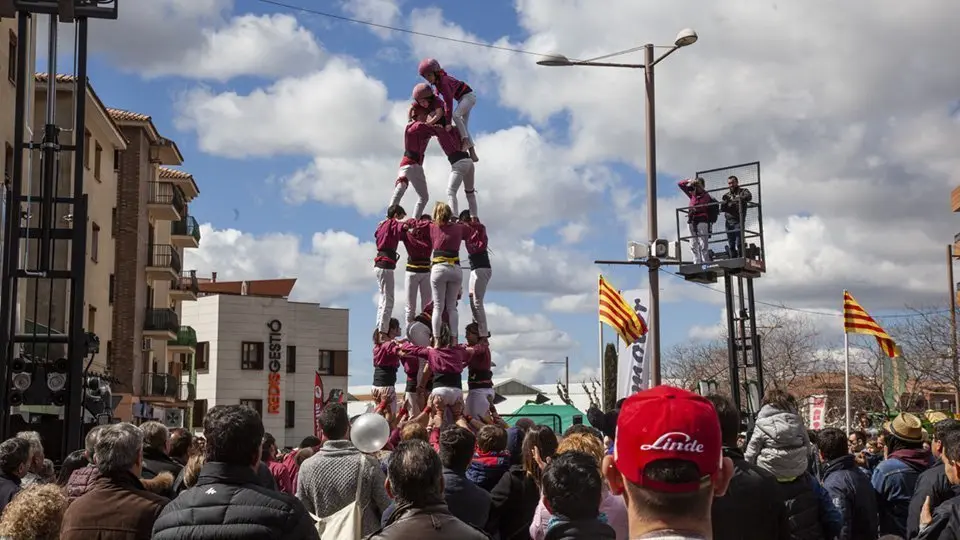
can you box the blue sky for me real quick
[53,0,960,387]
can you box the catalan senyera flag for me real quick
[843,291,900,358]
[599,275,648,344]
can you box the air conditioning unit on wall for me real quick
[164,409,184,428]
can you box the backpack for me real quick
[706,196,720,224]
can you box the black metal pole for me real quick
[724,273,741,411]
[0,11,31,439]
[64,17,89,456]
[38,15,59,271]
[747,277,764,400]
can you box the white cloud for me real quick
[341,0,402,39]
[143,13,325,81]
[558,222,588,244]
[184,223,374,304]
[175,58,395,158]
[69,2,325,81]
[400,1,960,310]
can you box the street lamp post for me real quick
[537,29,698,387]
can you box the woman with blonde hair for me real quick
[528,432,628,540]
[423,202,472,344]
[0,483,67,540]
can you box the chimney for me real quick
[211,271,217,282]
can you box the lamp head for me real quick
[537,53,572,67]
[675,28,698,47]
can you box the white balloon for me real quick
[351,413,390,453]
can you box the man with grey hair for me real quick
[0,437,31,515]
[66,425,104,501]
[60,423,168,539]
[15,431,44,487]
[140,420,182,489]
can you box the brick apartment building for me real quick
[108,108,201,426]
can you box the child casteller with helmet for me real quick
[417,58,478,162]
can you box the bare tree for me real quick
[664,310,827,394]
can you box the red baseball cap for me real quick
[614,385,722,493]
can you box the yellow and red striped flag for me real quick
[843,291,900,358]
[599,275,648,344]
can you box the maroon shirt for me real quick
[404,344,473,374]
[434,69,471,124]
[402,219,432,261]
[373,340,402,368]
[429,222,469,252]
[435,126,463,157]
[375,219,405,251]
[400,121,438,167]
[464,221,487,254]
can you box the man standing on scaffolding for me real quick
[720,175,752,258]
[678,177,716,264]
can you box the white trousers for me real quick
[454,92,476,150]
[466,388,494,419]
[406,320,432,346]
[689,222,712,264]
[430,263,462,343]
[375,267,395,333]
[469,267,492,337]
[403,388,425,417]
[389,164,428,218]
[447,158,478,219]
[405,271,432,324]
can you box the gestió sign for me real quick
[267,319,283,414]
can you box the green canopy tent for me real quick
[503,403,586,434]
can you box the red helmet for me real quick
[411,82,434,101]
[417,58,441,77]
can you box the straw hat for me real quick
[884,412,923,443]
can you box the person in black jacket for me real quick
[139,421,181,498]
[908,419,960,538]
[706,395,789,540]
[438,426,490,529]
[918,429,960,538]
[151,405,318,540]
[817,427,879,540]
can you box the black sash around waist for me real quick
[432,250,460,266]
[433,372,462,389]
[373,365,398,387]
[468,250,490,270]
[468,368,493,390]
[406,257,431,273]
[455,82,473,100]
[405,374,433,392]
[403,150,423,163]
[375,249,399,269]
[448,151,470,164]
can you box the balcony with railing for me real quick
[171,215,201,249]
[146,244,182,281]
[144,308,179,339]
[141,372,179,400]
[147,181,186,222]
[170,270,199,301]
[168,325,197,352]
